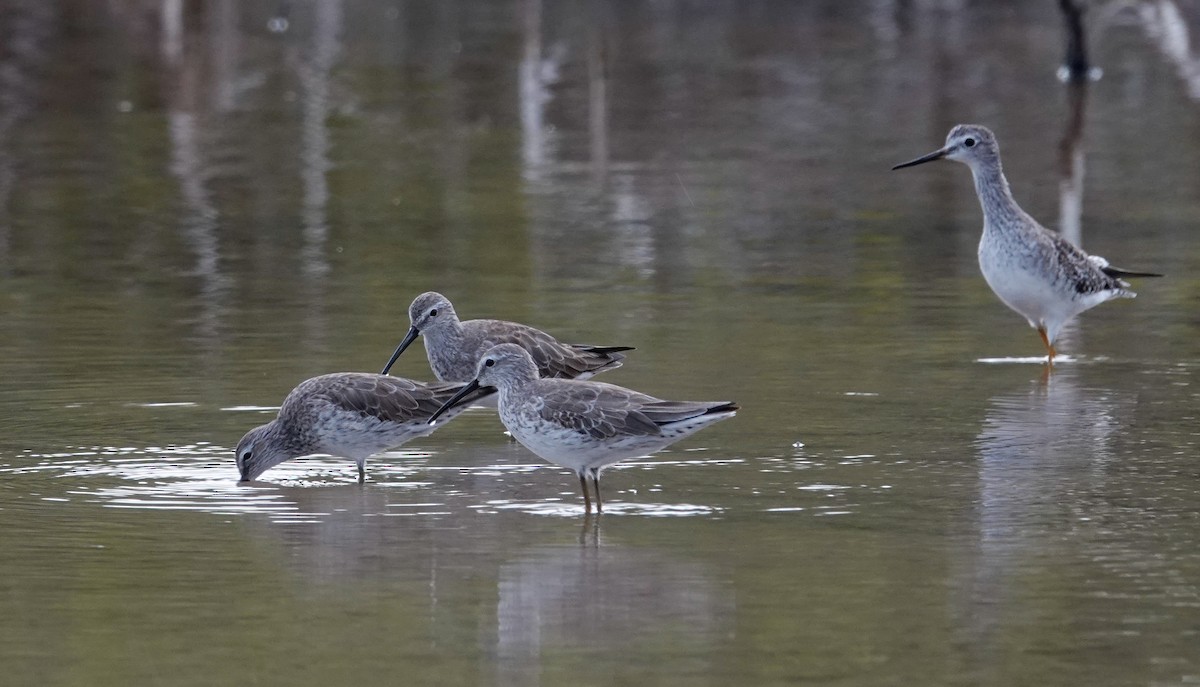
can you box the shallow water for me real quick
[2,1,1199,685]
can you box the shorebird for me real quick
[380,292,633,383]
[235,373,493,482]
[428,343,737,514]
[893,124,1160,362]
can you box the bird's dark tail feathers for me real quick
[705,401,739,415]
[578,345,636,354]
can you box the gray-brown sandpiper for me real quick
[380,292,633,383]
[428,344,737,514]
[235,373,493,482]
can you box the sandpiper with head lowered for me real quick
[235,373,493,482]
[380,292,633,383]
[428,343,737,514]
[893,124,1160,363]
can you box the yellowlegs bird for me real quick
[381,292,634,382]
[428,344,737,514]
[893,124,1161,362]
[235,373,493,482]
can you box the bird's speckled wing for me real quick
[296,373,489,423]
[534,381,662,439]
[469,320,631,379]
[533,380,736,440]
[1043,232,1127,295]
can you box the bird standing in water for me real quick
[235,373,492,482]
[381,291,633,383]
[893,124,1160,363]
[428,344,737,514]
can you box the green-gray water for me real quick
[1,1,1198,684]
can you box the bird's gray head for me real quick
[426,343,539,425]
[381,292,460,375]
[474,343,540,388]
[408,291,458,334]
[892,124,1000,171]
[235,422,289,482]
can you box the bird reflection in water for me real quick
[489,521,734,687]
[957,366,1131,662]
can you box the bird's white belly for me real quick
[501,407,656,473]
[980,260,1053,324]
[977,233,1080,329]
[312,408,431,459]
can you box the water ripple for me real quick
[471,499,722,518]
[0,445,742,521]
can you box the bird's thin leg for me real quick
[1037,327,1057,364]
[579,472,592,514]
[590,467,603,514]
[357,461,366,484]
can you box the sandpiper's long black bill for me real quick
[429,379,482,424]
[380,325,420,375]
[892,147,949,170]
[1100,266,1164,279]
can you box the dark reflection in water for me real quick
[1058,81,1089,247]
[0,3,53,275]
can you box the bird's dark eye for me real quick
[241,451,251,462]
[964,138,976,148]
[484,358,495,367]
[429,308,439,317]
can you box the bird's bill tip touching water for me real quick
[429,379,483,424]
[380,325,421,375]
[892,147,949,170]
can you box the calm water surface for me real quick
[1,1,1198,685]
